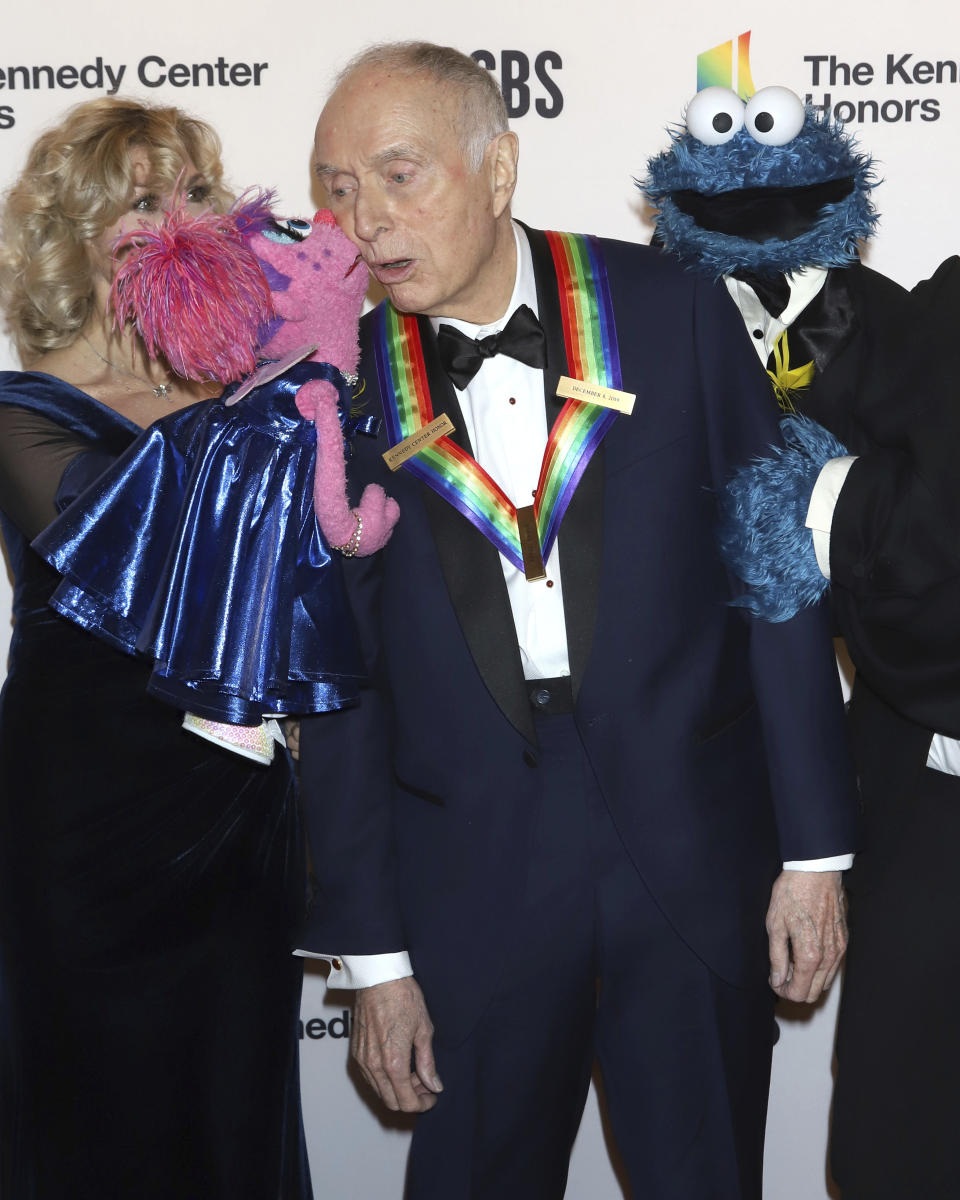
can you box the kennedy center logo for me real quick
[696,30,946,124]
[697,31,756,99]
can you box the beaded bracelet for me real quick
[331,510,363,557]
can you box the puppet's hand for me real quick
[306,380,400,554]
[350,485,401,555]
[719,414,847,622]
[294,379,327,423]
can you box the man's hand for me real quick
[765,869,847,1002]
[284,719,300,762]
[352,976,443,1112]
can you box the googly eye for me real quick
[262,217,313,244]
[684,87,746,146]
[744,87,806,146]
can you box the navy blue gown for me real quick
[0,372,313,1199]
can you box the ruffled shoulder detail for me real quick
[34,372,364,724]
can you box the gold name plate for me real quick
[556,375,635,415]
[383,413,456,471]
[515,504,546,582]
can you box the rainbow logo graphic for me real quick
[697,31,756,98]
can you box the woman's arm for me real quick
[0,405,99,538]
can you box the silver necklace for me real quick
[81,334,174,400]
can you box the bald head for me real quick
[333,42,509,173]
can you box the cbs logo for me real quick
[471,50,564,118]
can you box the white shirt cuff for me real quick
[804,456,858,580]
[782,854,854,872]
[291,949,413,990]
[926,733,960,775]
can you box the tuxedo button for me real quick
[527,676,573,715]
[752,328,763,340]
[522,748,539,768]
[331,958,343,971]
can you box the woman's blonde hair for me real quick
[0,96,232,362]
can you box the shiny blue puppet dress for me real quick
[28,204,390,755]
[33,358,365,735]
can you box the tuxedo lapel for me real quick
[524,226,604,702]
[770,267,860,377]
[774,266,862,442]
[414,316,536,744]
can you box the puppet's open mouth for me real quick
[669,177,855,242]
[345,254,363,278]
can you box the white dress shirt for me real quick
[432,224,570,680]
[725,267,828,365]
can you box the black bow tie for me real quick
[730,269,791,319]
[437,303,547,390]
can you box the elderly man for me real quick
[298,41,857,1200]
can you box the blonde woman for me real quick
[0,98,312,1199]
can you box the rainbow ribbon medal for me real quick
[373,232,623,580]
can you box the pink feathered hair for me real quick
[110,207,276,383]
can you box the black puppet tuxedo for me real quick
[298,227,857,1051]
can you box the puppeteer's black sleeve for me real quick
[828,256,960,736]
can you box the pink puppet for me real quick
[248,209,399,554]
[111,198,400,556]
[36,198,398,763]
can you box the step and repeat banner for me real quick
[2,2,957,1195]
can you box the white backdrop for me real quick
[3,4,958,1195]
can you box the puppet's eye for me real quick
[684,87,745,145]
[262,218,313,243]
[744,87,805,146]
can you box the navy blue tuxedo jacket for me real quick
[299,228,857,1044]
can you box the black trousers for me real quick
[405,715,775,1200]
[832,761,960,1199]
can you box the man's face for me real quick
[313,68,512,323]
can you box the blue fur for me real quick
[719,415,849,622]
[641,108,878,279]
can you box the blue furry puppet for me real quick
[643,84,960,665]
[644,89,874,617]
[645,85,877,285]
[645,82,960,1199]
[718,413,848,622]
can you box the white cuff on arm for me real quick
[291,949,413,990]
[782,854,854,871]
[804,456,858,580]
